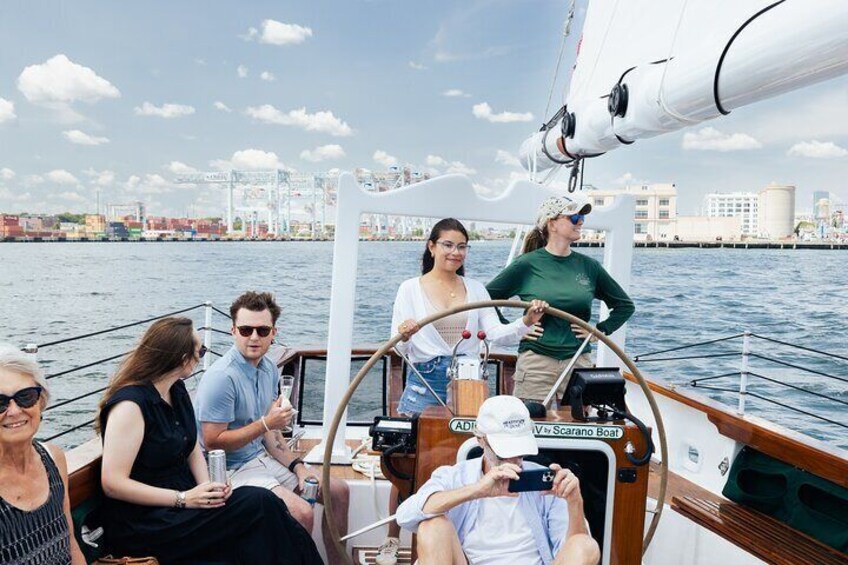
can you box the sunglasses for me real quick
[198,345,207,358]
[0,386,43,414]
[236,325,273,338]
[565,213,585,225]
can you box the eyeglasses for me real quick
[198,345,208,358]
[436,240,470,253]
[0,386,43,414]
[236,325,274,338]
[558,213,584,225]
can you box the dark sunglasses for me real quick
[198,345,208,359]
[236,325,273,338]
[568,213,585,225]
[0,386,43,414]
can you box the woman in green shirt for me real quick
[487,194,635,403]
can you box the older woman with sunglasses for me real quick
[486,195,635,403]
[97,317,321,564]
[0,344,86,564]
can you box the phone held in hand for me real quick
[508,468,555,493]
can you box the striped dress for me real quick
[0,442,71,565]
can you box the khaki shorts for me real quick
[229,451,300,492]
[513,350,594,402]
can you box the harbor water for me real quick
[1,241,845,449]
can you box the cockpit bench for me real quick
[672,496,847,565]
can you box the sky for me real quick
[0,0,846,218]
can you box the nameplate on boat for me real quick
[449,418,623,440]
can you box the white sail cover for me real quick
[521,0,848,170]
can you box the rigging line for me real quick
[543,1,575,120]
[633,334,743,360]
[199,326,231,336]
[45,351,130,380]
[744,391,847,430]
[37,303,207,348]
[750,333,848,362]
[657,0,700,125]
[584,0,619,101]
[746,371,848,408]
[748,353,848,385]
[689,371,742,384]
[39,418,96,443]
[210,305,233,319]
[45,385,109,412]
[634,352,739,363]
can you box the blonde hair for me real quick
[0,343,50,409]
[521,226,548,254]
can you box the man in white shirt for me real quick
[396,396,600,565]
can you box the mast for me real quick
[522,0,848,171]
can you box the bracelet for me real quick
[260,416,271,433]
[288,458,304,473]
[174,490,186,509]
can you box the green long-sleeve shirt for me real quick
[486,248,635,360]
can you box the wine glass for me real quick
[280,376,296,434]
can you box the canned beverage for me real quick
[208,449,228,485]
[301,477,319,506]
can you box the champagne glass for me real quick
[280,376,296,434]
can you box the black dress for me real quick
[100,380,323,565]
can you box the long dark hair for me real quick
[421,218,468,276]
[522,225,548,254]
[96,317,197,434]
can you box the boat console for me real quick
[376,405,650,565]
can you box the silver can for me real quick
[301,477,319,506]
[207,449,228,484]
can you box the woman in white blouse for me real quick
[392,218,547,415]
[378,219,546,565]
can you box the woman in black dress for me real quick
[97,317,322,564]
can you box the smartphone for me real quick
[508,468,555,493]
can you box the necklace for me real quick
[440,277,461,299]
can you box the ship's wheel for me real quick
[322,300,668,563]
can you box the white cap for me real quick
[476,395,538,459]
[535,194,592,229]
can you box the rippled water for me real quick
[1,241,845,449]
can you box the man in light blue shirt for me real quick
[195,291,350,563]
[396,396,599,565]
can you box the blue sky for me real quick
[0,0,845,217]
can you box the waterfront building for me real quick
[587,183,678,241]
[85,214,106,237]
[813,190,830,218]
[757,183,796,239]
[703,191,759,236]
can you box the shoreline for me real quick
[1,237,846,249]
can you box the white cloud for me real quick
[125,175,140,190]
[62,129,109,145]
[213,101,232,112]
[134,102,195,118]
[211,149,283,171]
[24,175,44,186]
[472,102,533,123]
[167,161,198,174]
[787,140,848,159]
[495,150,521,167]
[425,154,476,175]
[409,61,427,70]
[245,20,313,46]
[373,150,398,168]
[56,191,86,202]
[260,71,276,82]
[245,104,353,136]
[82,168,115,186]
[443,89,470,98]
[17,54,120,104]
[0,188,30,202]
[426,155,447,167]
[237,65,249,78]
[131,174,172,195]
[682,127,762,151]
[1,167,15,180]
[46,169,79,184]
[0,98,16,123]
[613,172,650,186]
[300,144,345,162]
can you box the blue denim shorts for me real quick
[397,356,453,416]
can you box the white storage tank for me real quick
[757,183,795,239]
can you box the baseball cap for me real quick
[536,194,592,229]
[476,395,538,459]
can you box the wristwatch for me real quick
[288,458,304,473]
[175,490,187,509]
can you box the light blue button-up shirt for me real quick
[396,458,570,565]
[194,346,279,469]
